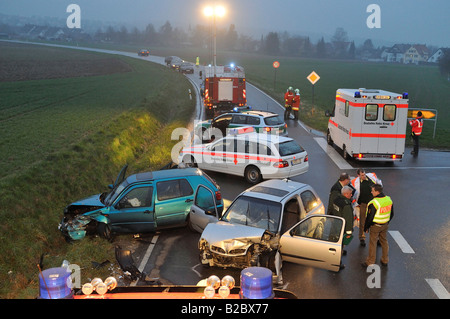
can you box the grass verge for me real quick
[0,45,195,298]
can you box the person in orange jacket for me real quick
[292,89,301,120]
[284,87,294,120]
[409,111,423,156]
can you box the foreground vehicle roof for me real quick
[243,179,309,202]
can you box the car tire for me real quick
[98,223,114,242]
[327,130,333,145]
[343,145,350,160]
[245,165,262,184]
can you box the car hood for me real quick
[69,194,105,208]
[201,221,266,246]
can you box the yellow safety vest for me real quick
[367,196,392,224]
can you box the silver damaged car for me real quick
[189,179,347,283]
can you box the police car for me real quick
[178,127,308,184]
[195,109,288,142]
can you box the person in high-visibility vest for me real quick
[292,89,301,120]
[409,111,423,156]
[362,184,394,267]
[284,87,294,120]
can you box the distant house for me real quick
[381,44,431,64]
[404,44,430,64]
[428,48,447,63]
[381,44,410,63]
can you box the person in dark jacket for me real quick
[332,186,354,239]
[327,173,354,215]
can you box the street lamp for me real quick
[203,5,226,76]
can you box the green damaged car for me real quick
[59,165,223,241]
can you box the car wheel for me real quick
[245,166,262,184]
[343,145,350,160]
[327,130,333,145]
[97,223,114,242]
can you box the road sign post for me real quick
[307,71,320,115]
[273,61,280,91]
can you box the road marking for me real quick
[313,137,353,170]
[388,230,415,254]
[425,279,450,299]
[130,233,159,286]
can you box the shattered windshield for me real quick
[222,195,281,233]
[104,180,129,206]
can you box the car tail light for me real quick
[354,153,364,159]
[304,155,308,162]
[215,191,222,201]
[274,161,289,168]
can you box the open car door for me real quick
[188,185,220,233]
[280,215,345,272]
[109,164,128,190]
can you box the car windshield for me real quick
[221,195,281,233]
[277,140,304,156]
[104,180,130,206]
[264,115,284,126]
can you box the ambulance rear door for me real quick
[359,101,381,154]
[377,102,400,155]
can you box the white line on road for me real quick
[425,279,450,299]
[388,230,415,254]
[130,233,160,286]
[313,137,353,170]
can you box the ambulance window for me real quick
[365,104,378,121]
[383,105,396,121]
[345,101,349,117]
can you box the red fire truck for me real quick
[203,64,247,118]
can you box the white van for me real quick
[325,88,409,161]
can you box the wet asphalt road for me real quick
[129,69,449,299]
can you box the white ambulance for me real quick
[325,88,409,161]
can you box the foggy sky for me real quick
[1,0,449,47]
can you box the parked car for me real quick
[180,62,194,74]
[59,165,223,241]
[195,110,288,141]
[188,179,346,283]
[138,49,150,56]
[179,126,307,184]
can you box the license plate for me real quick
[291,158,302,165]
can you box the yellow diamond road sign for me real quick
[307,71,320,85]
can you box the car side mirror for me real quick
[325,110,331,117]
[108,184,114,190]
